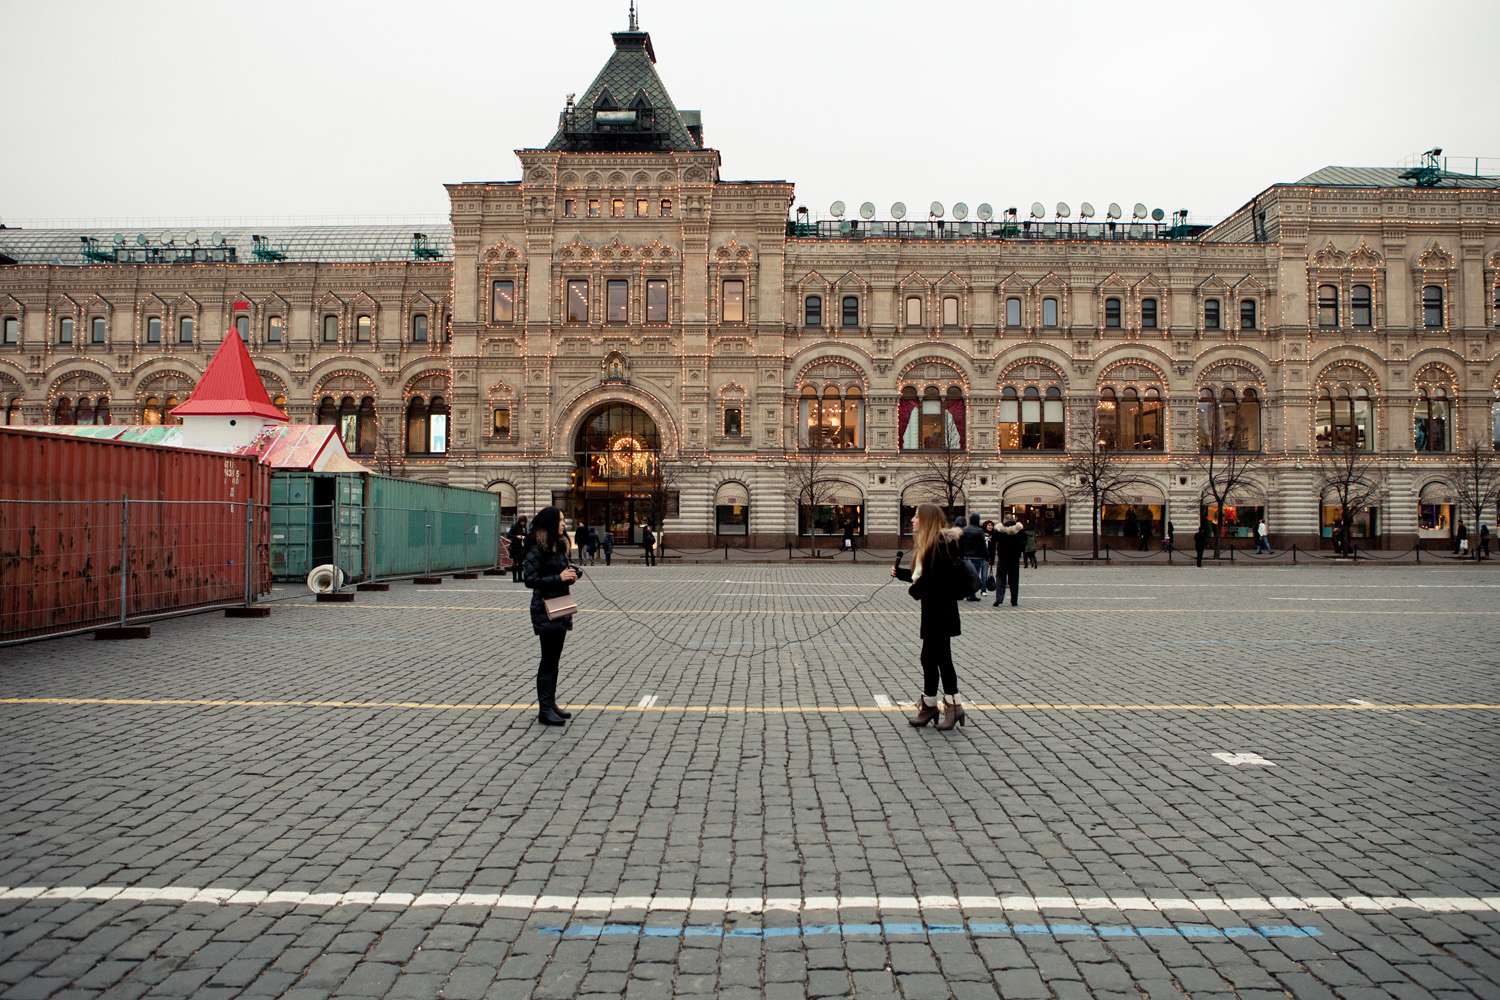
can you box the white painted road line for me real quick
[0,886,1494,914]
[637,694,658,709]
[873,694,893,709]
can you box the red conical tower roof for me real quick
[171,330,287,421]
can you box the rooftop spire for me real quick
[629,0,638,31]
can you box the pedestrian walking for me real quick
[842,520,857,554]
[507,515,527,582]
[586,527,599,566]
[1163,520,1175,554]
[959,513,989,600]
[600,530,614,566]
[574,522,590,562]
[522,506,577,727]
[891,503,967,731]
[1255,518,1272,555]
[1137,515,1150,552]
[990,516,1025,606]
[1481,524,1491,560]
[1456,520,1468,557]
[1194,522,1207,567]
[1022,525,1038,568]
[642,524,657,566]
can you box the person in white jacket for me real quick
[1255,519,1272,555]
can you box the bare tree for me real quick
[1191,433,1268,559]
[373,426,406,478]
[1444,436,1500,561]
[641,454,685,540]
[907,433,974,519]
[1314,442,1382,556]
[1060,406,1153,559]
[783,437,845,555]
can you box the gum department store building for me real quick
[2,19,1498,550]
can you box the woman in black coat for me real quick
[522,507,577,726]
[506,516,527,583]
[891,502,967,731]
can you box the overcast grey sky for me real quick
[5,0,1497,228]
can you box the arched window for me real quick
[1316,387,1372,451]
[1413,387,1449,453]
[1005,297,1022,327]
[1240,298,1257,330]
[317,397,337,427]
[141,396,161,425]
[1141,297,1158,329]
[412,314,428,342]
[1042,297,1058,328]
[798,383,863,450]
[1204,298,1221,330]
[1104,297,1121,328]
[904,296,923,327]
[899,384,964,451]
[164,395,181,425]
[1351,285,1372,327]
[1099,385,1163,450]
[355,315,372,342]
[53,396,74,424]
[4,397,22,425]
[804,295,822,327]
[75,397,96,426]
[1197,386,1260,451]
[1318,284,1339,327]
[1423,285,1444,328]
[405,397,428,454]
[841,295,859,327]
[998,385,1064,450]
[357,397,377,454]
[404,396,448,455]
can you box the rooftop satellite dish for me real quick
[976,203,993,221]
[829,200,846,218]
[186,230,200,245]
[890,202,907,220]
[1132,203,1148,220]
[211,231,225,246]
[135,233,148,246]
[1056,202,1071,219]
[859,201,875,220]
[929,201,944,218]
[161,232,174,245]
[837,220,851,234]
[1030,202,1045,219]
[1079,202,1095,219]
[111,233,125,245]
[1106,203,1122,220]
[1150,207,1165,222]
[952,202,969,220]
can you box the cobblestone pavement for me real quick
[2,564,1498,999]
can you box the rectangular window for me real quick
[805,296,822,327]
[1105,297,1121,328]
[147,317,161,343]
[659,199,672,217]
[235,315,249,340]
[1141,297,1158,328]
[1351,285,1372,327]
[322,315,337,342]
[59,318,73,345]
[1423,285,1443,328]
[646,280,668,323]
[1,317,15,344]
[1042,297,1058,328]
[636,198,648,217]
[722,279,745,323]
[723,406,742,437]
[1204,299,1221,329]
[611,198,625,218]
[905,295,922,327]
[1240,299,1257,330]
[1318,285,1339,328]
[567,279,589,323]
[607,280,629,323]
[587,199,600,218]
[492,407,510,437]
[942,296,959,327]
[492,280,515,324]
[411,314,427,342]
[842,296,859,327]
[563,199,575,218]
[356,315,371,342]
[93,317,108,344]
[1006,297,1021,327]
[176,317,191,344]
[267,316,282,342]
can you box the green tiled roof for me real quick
[544,31,701,152]
[1294,166,1499,189]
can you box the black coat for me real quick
[523,540,574,635]
[990,521,1025,563]
[894,541,962,639]
[958,524,988,558]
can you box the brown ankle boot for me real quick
[909,695,940,727]
[936,697,966,731]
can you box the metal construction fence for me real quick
[0,498,271,645]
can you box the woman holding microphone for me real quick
[892,502,968,731]
[522,506,578,726]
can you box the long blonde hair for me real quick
[910,503,961,579]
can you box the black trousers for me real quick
[921,634,958,697]
[537,631,566,711]
[996,560,1021,604]
[643,546,656,566]
[510,555,523,582]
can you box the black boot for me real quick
[537,706,567,726]
[537,647,566,725]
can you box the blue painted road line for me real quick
[539,921,1322,940]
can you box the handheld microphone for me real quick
[893,551,905,569]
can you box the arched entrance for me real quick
[570,402,663,545]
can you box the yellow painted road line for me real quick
[1,698,1496,713]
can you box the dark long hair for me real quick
[526,506,568,554]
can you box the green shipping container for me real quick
[268,473,366,582]
[363,475,500,579]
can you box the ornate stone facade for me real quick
[3,23,1498,548]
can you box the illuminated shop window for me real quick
[998,386,1064,450]
[1097,386,1163,451]
[1197,386,1261,451]
[567,280,589,323]
[722,280,745,323]
[799,384,863,449]
[899,384,964,451]
[607,280,629,323]
[492,280,514,324]
[492,407,511,437]
[646,280,668,323]
[356,315,371,342]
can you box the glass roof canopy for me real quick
[0,225,453,266]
